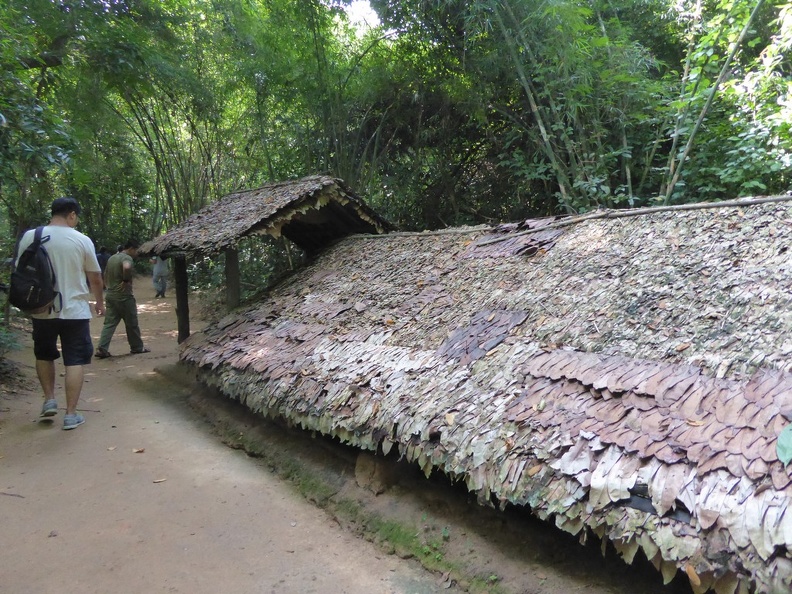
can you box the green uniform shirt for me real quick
[104,252,134,296]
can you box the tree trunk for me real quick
[174,256,190,343]
[225,248,240,309]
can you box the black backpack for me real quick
[9,227,60,314]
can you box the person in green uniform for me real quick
[94,239,150,358]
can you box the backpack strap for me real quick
[31,226,61,314]
[37,227,61,313]
[35,226,52,246]
[11,226,49,265]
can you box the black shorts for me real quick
[32,318,94,366]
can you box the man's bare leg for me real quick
[35,359,56,401]
[63,365,85,415]
[35,359,59,417]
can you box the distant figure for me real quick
[150,255,168,298]
[94,239,149,359]
[14,197,105,430]
[96,246,111,280]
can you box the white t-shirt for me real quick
[16,225,101,320]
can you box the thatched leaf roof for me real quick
[139,175,393,259]
[180,197,792,593]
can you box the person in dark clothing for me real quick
[96,246,111,279]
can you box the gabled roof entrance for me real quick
[139,175,392,341]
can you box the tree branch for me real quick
[15,35,70,70]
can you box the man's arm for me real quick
[87,271,105,316]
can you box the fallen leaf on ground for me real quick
[133,448,145,453]
[153,478,167,483]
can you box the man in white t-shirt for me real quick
[15,197,105,430]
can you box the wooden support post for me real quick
[225,247,240,310]
[174,256,190,343]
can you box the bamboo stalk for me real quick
[664,0,767,203]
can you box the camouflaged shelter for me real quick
[178,195,792,594]
[139,175,392,341]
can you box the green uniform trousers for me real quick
[97,293,144,352]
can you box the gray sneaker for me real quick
[40,399,58,417]
[62,413,85,430]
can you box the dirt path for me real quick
[0,279,455,594]
[1,277,693,594]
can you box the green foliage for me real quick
[0,321,20,359]
[460,0,668,213]
[0,5,72,234]
[1,0,790,246]
[682,85,791,199]
[187,235,305,304]
[662,0,791,201]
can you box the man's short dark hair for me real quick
[124,239,141,249]
[51,197,82,216]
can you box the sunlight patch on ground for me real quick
[137,301,173,314]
